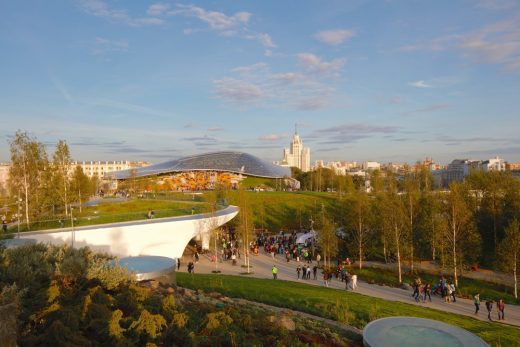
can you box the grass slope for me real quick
[7,199,209,232]
[177,273,520,347]
[225,191,342,231]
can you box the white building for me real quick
[275,128,311,172]
[0,163,10,193]
[70,161,150,179]
[480,156,506,172]
[362,161,381,171]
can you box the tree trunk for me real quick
[431,214,436,260]
[453,223,458,287]
[22,154,30,227]
[64,171,68,217]
[214,232,218,272]
[410,198,414,273]
[359,241,363,269]
[383,236,387,264]
[395,226,402,283]
[78,187,82,213]
[358,216,363,269]
[514,253,517,299]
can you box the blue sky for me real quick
[1,0,520,164]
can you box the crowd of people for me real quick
[183,229,512,325]
[474,294,507,321]
[256,230,316,263]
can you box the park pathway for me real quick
[179,251,520,328]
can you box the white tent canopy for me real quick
[296,231,316,244]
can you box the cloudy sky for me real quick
[1,0,520,164]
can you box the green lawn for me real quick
[177,273,520,347]
[225,190,342,231]
[6,198,210,233]
[348,266,520,305]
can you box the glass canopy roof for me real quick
[108,151,291,179]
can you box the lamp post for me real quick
[70,207,75,248]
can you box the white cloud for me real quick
[264,49,273,57]
[147,3,170,16]
[78,0,128,20]
[172,4,276,50]
[313,29,355,45]
[400,14,520,71]
[247,33,276,48]
[78,0,164,26]
[297,53,346,75]
[259,133,289,141]
[91,37,129,55]
[476,0,517,10]
[214,58,338,110]
[172,4,251,30]
[408,80,432,88]
[271,72,305,84]
[231,62,268,74]
[133,17,164,26]
[458,15,520,70]
[214,78,265,103]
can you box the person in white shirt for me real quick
[351,274,358,290]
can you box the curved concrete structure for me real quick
[363,317,488,347]
[16,205,239,259]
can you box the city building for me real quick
[275,127,311,172]
[0,162,10,193]
[70,160,150,179]
[362,161,381,171]
[506,162,520,171]
[480,156,506,172]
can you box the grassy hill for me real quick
[178,273,520,347]
[225,191,344,232]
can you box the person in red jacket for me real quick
[497,299,505,321]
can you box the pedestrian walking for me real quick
[323,271,329,287]
[297,265,301,279]
[474,293,480,315]
[313,265,318,280]
[272,265,278,279]
[423,283,432,302]
[351,274,358,290]
[497,299,505,321]
[450,282,457,302]
[306,265,311,279]
[316,253,321,266]
[486,300,494,321]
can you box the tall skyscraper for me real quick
[275,125,311,172]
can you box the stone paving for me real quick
[179,251,520,328]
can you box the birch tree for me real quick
[53,140,72,216]
[347,189,371,269]
[444,182,474,287]
[318,208,338,268]
[237,187,253,272]
[8,131,47,227]
[499,219,520,298]
[403,175,419,273]
[382,190,407,283]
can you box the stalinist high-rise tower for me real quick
[277,125,311,172]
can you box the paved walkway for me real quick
[179,252,520,328]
